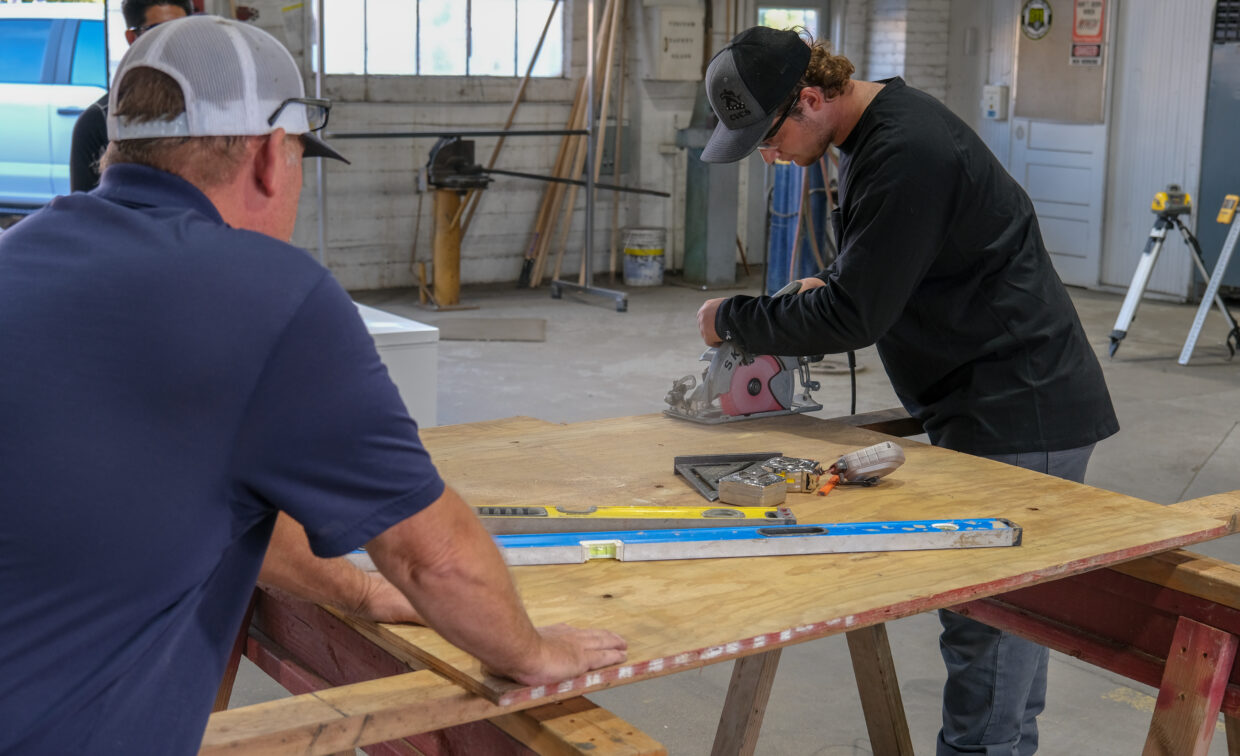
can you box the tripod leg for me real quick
[1181,222,1240,358]
[1111,217,1171,357]
[1180,218,1240,365]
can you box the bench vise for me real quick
[426,137,492,191]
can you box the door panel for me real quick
[0,88,54,203]
[1010,119,1109,286]
[49,85,105,196]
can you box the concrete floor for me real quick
[234,271,1240,755]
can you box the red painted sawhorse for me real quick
[955,495,1240,756]
[822,410,1240,756]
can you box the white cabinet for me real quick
[355,303,438,428]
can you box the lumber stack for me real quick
[521,0,624,288]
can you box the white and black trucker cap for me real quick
[106,15,347,163]
[701,27,811,164]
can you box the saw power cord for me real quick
[848,350,857,415]
[774,279,859,416]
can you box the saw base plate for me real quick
[663,399,824,425]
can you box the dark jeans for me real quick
[936,444,1095,756]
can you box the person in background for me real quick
[693,26,1118,756]
[70,0,194,192]
[0,17,626,754]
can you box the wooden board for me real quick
[359,414,1232,705]
[202,664,665,756]
[428,317,547,342]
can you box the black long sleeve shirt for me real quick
[70,94,109,193]
[716,78,1118,455]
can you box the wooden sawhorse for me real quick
[205,587,666,755]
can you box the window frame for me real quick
[320,0,565,79]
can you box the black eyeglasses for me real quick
[267,97,332,132]
[128,21,166,36]
[757,88,803,151]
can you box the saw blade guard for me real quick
[664,342,823,423]
[703,345,748,399]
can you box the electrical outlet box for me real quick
[982,84,1009,120]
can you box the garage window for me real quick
[322,0,563,77]
[757,7,821,38]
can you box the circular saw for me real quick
[664,343,823,424]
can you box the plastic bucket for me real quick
[622,227,665,286]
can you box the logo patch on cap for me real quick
[719,88,751,122]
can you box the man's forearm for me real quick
[259,512,422,624]
[259,512,368,608]
[366,490,548,680]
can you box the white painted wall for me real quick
[1102,0,1215,299]
[944,0,1015,163]
[858,0,950,98]
[866,0,909,81]
[904,0,950,100]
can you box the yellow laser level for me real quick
[1151,184,1192,218]
[1218,194,1238,225]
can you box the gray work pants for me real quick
[936,444,1095,756]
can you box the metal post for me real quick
[549,0,628,312]
[584,0,594,285]
[314,0,327,265]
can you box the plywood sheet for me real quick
[355,414,1231,705]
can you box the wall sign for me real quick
[1021,0,1053,40]
[1071,0,1105,65]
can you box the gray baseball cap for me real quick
[701,27,811,164]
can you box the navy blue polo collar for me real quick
[94,164,225,225]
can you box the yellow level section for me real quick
[475,504,785,520]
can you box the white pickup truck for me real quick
[0,2,111,212]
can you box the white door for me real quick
[1009,119,1108,287]
[1007,0,1115,288]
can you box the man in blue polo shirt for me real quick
[0,17,625,755]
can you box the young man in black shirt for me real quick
[70,0,193,192]
[696,26,1118,756]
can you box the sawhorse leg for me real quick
[1144,616,1239,756]
[712,648,782,756]
[710,624,914,756]
[847,624,915,756]
[213,590,258,712]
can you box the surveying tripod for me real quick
[1108,184,1240,362]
